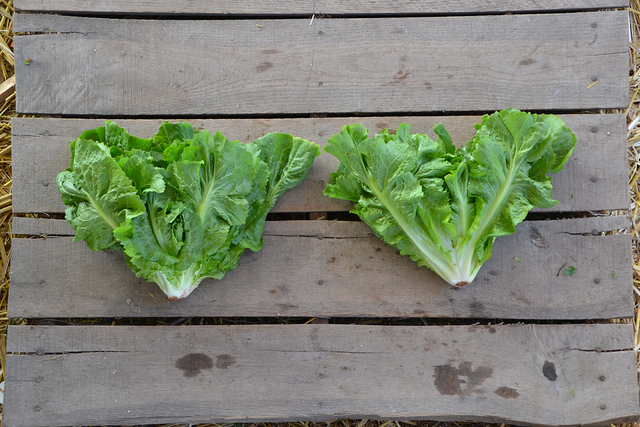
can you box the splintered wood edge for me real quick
[3,324,639,427]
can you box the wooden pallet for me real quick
[5,1,640,426]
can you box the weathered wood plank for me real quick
[12,217,74,236]
[4,323,639,427]
[13,11,628,115]
[14,0,629,15]
[8,216,633,319]
[11,114,629,215]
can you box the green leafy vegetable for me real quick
[58,122,320,299]
[323,109,575,287]
[564,266,577,276]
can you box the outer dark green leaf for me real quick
[120,151,165,195]
[57,138,145,251]
[175,130,256,225]
[237,133,321,251]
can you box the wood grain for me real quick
[9,216,633,319]
[14,0,629,15]
[13,11,628,115]
[0,75,15,105]
[11,114,629,215]
[4,323,639,427]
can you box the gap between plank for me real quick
[13,7,626,21]
[8,109,624,120]
[10,212,631,238]
[23,317,629,326]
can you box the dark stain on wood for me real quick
[510,290,532,306]
[390,70,410,85]
[543,360,558,381]
[468,325,496,333]
[519,58,537,66]
[256,61,274,72]
[530,227,547,248]
[469,301,486,316]
[433,364,461,395]
[495,386,520,398]
[433,361,493,396]
[277,303,299,310]
[175,353,214,378]
[215,354,236,370]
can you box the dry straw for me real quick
[629,1,640,365]
[0,0,14,418]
